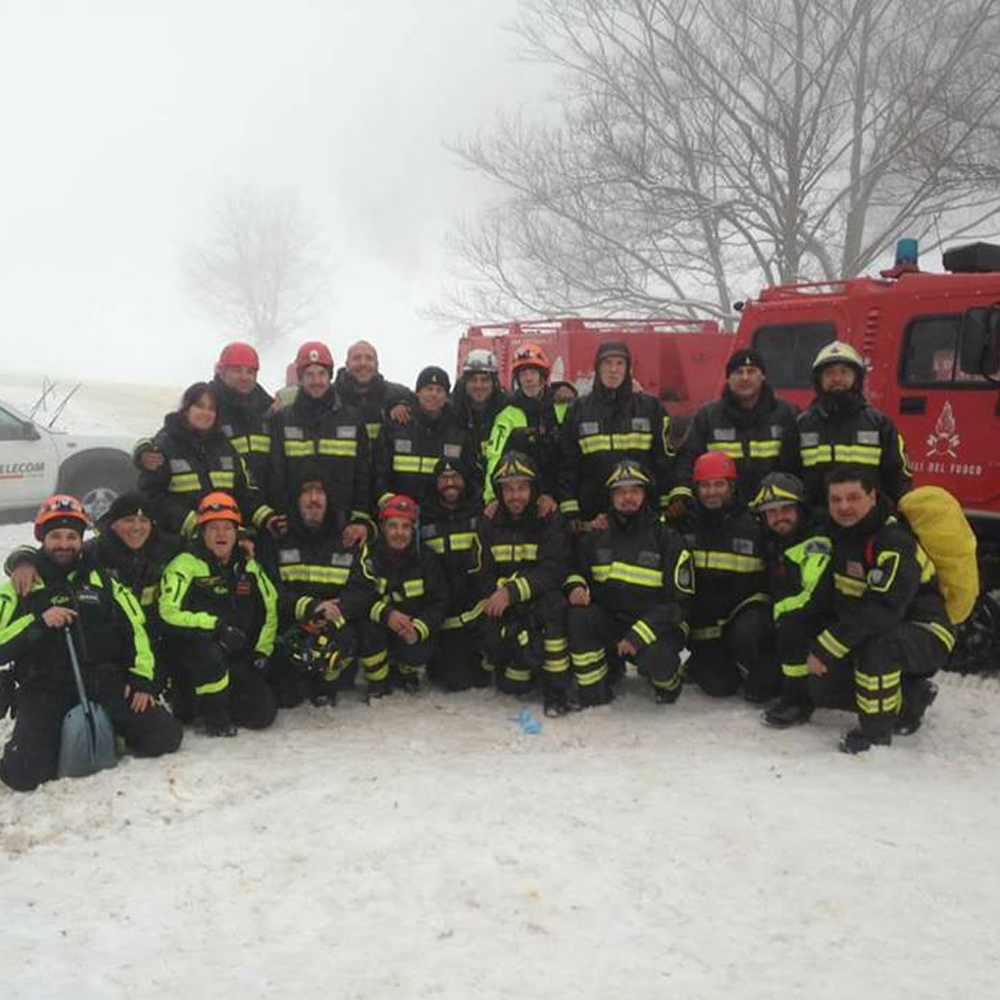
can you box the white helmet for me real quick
[463,348,499,375]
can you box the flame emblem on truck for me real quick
[926,400,960,459]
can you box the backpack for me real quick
[897,486,979,625]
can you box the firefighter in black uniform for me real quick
[263,471,364,708]
[752,473,832,728]
[566,460,695,706]
[484,343,562,513]
[421,457,491,691]
[452,348,508,465]
[682,452,780,700]
[559,340,674,526]
[268,341,373,544]
[0,495,182,792]
[333,339,414,446]
[339,494,449,699]
[805,465,952,753]
[139,381,279,539]
[670,348,798,513]
[478,452,572,716]
[781,341,912,507]
[158,492,279,736]
[373,366,480,508]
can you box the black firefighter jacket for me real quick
[211,377,276,501]
[333,368,415,446]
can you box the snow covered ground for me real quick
[2,377,999,999]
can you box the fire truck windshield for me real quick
[751,322,836,388]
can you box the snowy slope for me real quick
[1,675,999,1000]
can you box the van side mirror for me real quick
[959,305,1000,376]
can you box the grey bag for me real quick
[57,629,118,779]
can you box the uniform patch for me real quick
[632,417,651,432]
[637,549,660,567]
[221,424,234,437]
[395,438,413,453]
[677,562,693,591]
[846,560,865,579]
[236,579,252,596]
[867,568,886,586]
[443,443,462,458]
[857,430,880,445]
[800,432,820,447]
[713,427,736,441]
[596,547,613,562]
[279,548,301,564]
[732,538,755,555]
[284,426,304,440]
[330,552,354,566]
[169,459,192,472]
[336,425,357,439]
[803,539,831,555]
[771,425,783,439]
[581,421,600,435]
[421,524,438,539]
[75,587,101,605]
[219,456,235,471]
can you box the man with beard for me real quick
[373,366,480,508]
[566,460,694,707]
[781,341,912,507]
[805,466,953,753]
[263,472,364,707]
[158,492,279,736]
[559,341,674,528]
[484,343,561,512]
[333,339,414,445]
[669,348,798,515]
[339,494,449,699]
[451,348,507,462]
[268,341,372,546]
[682,452,781,701]
[0,495,182,792]
[420,457,490,691]
[478,452,572,716]
[752,473,833,729]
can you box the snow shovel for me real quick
[57,628,118,779]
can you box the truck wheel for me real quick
[66,464,137,522]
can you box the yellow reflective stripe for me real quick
[317,439,358,457]
[196,671,229,696]
[361,650,387,668]
[366,422,381,441]
[449,533,475,550]
[856,692,880,714]
[707,441,744,458]
[544,655,570,672]
[869,550,900,593]
[590,561,664,588]
[490,544,539,562]
[230,437,250,454]
[370,599,390,623]
[915,620,956,652]
[783,662,809,678]
[208,471,235,489]
[284,441,317,457]
[403,579,425,598]
[412,617,430,641]
[279,565,350,586]
[748,440,781,458]
[425,537,445,553]
[818,629,850,658]
[168,473,201,492]
[249,435,270,453]
[834,573,867,597]
[835,444,881,465]
[915,544,935,584]
[544,637,568,652]
[505,667,532,682]
[690,624,722,640]
[391,454,439,473]
[633,619,656,645]
[692,551,763,573]
[514,577,531,601]
[560,499,581,514]
[579,432,653,454]
[800,445,832,467]
[576,663,608,685]
[855,670,881,692]
[570,649,605,667]
[295,596,313,620]
[652,672,681,691]
[565,574,588,590]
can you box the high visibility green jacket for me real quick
[483,389,562,503]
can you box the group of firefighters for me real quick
[0,332,957,791]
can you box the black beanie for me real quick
[726,348,767,376]
[416,366,451,393]
[104,492,158,526]
[595,341,631,366]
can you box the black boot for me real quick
[576,679,612,708]
[653,685,680,705]
[543,689,570,717]
[203,714,238,738]
[895,680,938,736]
[365,677,392,703]
[763,698,814,729]
[838,727,892,754]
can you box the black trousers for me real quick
[357,619,437,686]
[482,591,569,695]
[809,621,950,739]
[566,603,685,697]
[169,639,277,730]
[430,620,492,691]
[775,611,827,705]
[0,668,182,793]
[687,603,780,699]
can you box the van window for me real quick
[751,323,836,388]
[0,406,32,442]
[900,315,992,386]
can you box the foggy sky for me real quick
[0,0,542,392]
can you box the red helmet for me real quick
[295,341,334,373]
[378,494,419,523]
[34,494,90,541]
[693,451,737,482]
[217,342,259,370]
[512,343,551,377]
[196,491,243,527]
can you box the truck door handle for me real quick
[899,396,926,415]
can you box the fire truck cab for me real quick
[731,241,1000,582]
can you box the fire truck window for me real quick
[751,323,836,388]
[900,316,990,385]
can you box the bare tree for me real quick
[437,0,1000,323]
[185,189,330,348]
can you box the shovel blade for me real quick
[57,701,118,778]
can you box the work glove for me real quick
[0,669,16,720]
[214,621,247,657]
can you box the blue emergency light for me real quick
[895,238,919,266]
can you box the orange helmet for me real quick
[512,343,551,378]
[693,452,737,482]
[34,494,90,541]
[196,491,242,527]
[295,341,334,373]
[217,342,259,370]
[378,494,419,524]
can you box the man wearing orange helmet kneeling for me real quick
[0,496,182,791]
[158,492,279,736]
